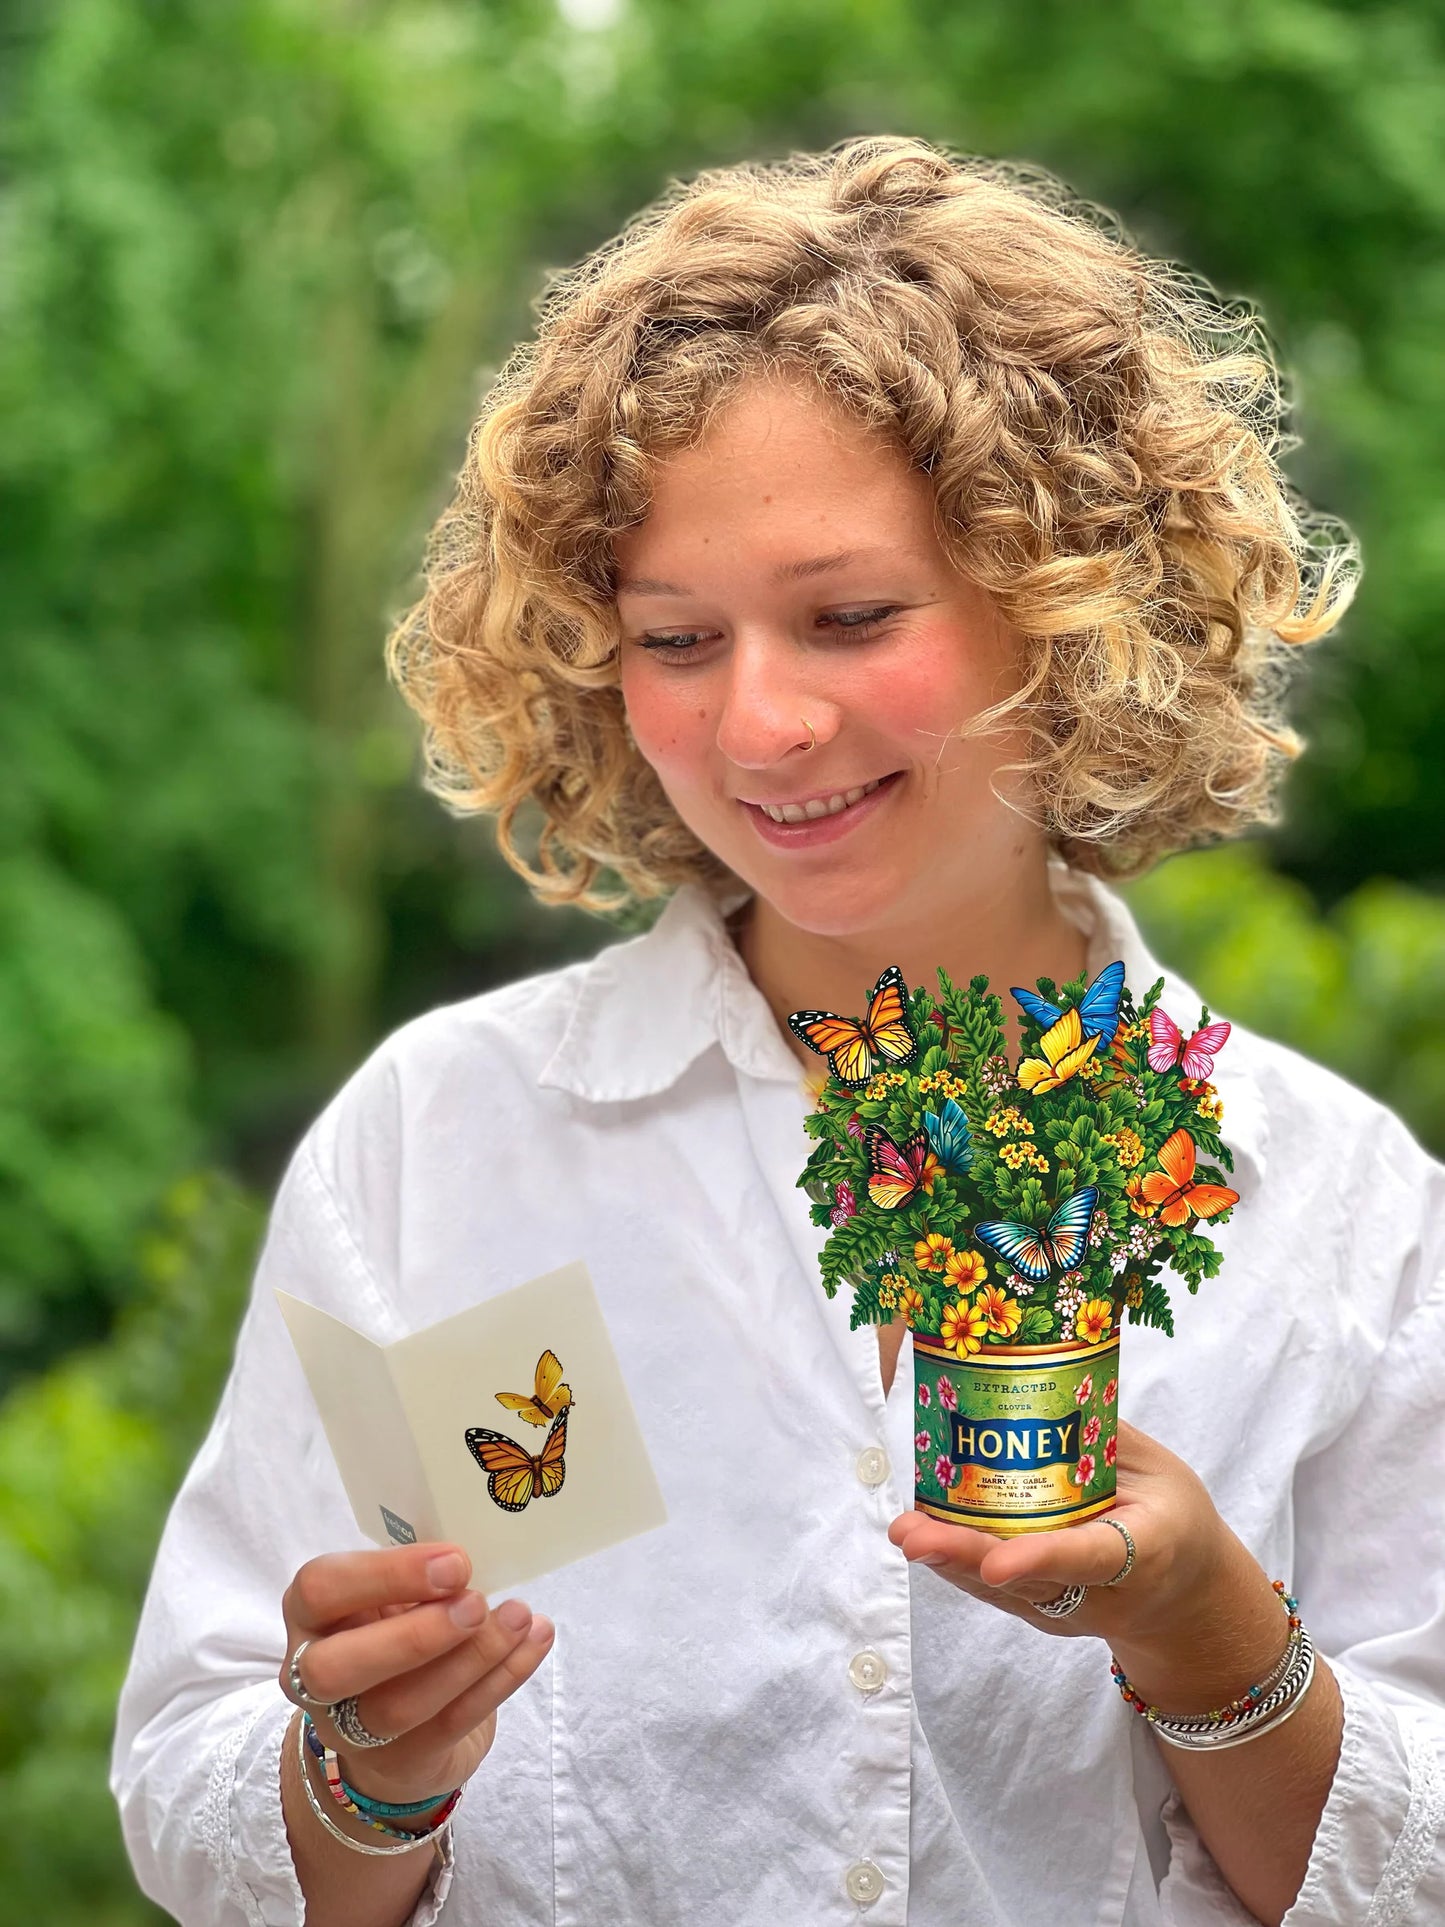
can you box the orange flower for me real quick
[1125,1175,1156,1219]
[943,1247,988,1291]
[898,1285,925,1328]
[1075,1298,1114,1345]
[975,1284,1021,1339]
[914,1233,955,1272]
[940,1296,988,1359]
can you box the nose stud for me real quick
[796,718,817,753]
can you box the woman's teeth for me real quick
[759,778,883,824]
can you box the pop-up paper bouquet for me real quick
[791,962,1240,1534]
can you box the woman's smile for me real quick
[738,769,903,845]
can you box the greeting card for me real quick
[276,1259,667,1588]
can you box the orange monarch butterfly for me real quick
[1139,1129,1240,1227]
[464,1409,569,1513]
[493,1349,573,1428]
[787,964,917,1088]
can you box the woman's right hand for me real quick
[280,1540,554,1806]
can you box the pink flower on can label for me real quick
[1103,1377,1118,1406]
[1073,1453,1096,1487]
[1104,1433,1118,1467]
[1074,1374,1093,1406]
[917,1382,931,1409]
[914,1431,930,1453]
[936,1376,958,1411]
[933,1455,955,1491]
[1082,1415,1101,1448]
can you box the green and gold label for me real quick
[912,1333,1120,1536]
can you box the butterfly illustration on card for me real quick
[1011,960,1126,1048]
[866,1127,942,1210]
[1138,1130,1239,1227]
[1147,1009,1232,1081]
[464,1409,570,1513]
[788,964,917,1088]
[494,1349,573,1427]
[922,1096,973,1175]
[974,1186,1100,1284]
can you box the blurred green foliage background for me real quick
[2,0,1443,1914]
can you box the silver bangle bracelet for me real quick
[1150,1633,1317,1751]
[1152,1627,1303,1734]
[294,1714,448,1856]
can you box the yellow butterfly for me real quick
[1016,1006,1101,1094]
[494,1349,573,1428]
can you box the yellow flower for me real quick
[943,1247,988,1291]
[976,1284,1022,1338]
[914,1233,955,1272]
[1125,1175,1156,1218]
[1076,1298,1114,1345]
[1124,1273,1144,1309]
[898,1285,925,1328]
[1104,1127,1145,1169]
[878,1280,899,1310]
[940,1296,989,1358]
[985,1106,1034,1137]
[1000,1142,1049,1173]
[1196,1090,1224,1124]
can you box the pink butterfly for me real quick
[1147,1009,1231,1080]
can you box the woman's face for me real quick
[615,376,1034,938]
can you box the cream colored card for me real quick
[276,1260,667,1591]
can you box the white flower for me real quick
[1110,1248,1129,1273]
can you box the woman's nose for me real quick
[714,640,837,770]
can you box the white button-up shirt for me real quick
[112,867,1445,1925]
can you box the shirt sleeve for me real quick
[1161,1120,1445,1925]
[109,1133,453,1927]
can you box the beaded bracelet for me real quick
[1111,1581,1315,1750]
[294,1715,452,1857]
[301,1715,462,1843]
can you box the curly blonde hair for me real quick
[387,135,1355,911]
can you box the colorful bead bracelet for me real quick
[1110,1580,1315,1748]
[301,1714,462,1842]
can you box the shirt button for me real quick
[855,1446,889,1487]
[848,1650,888,1694]
[845,1860,885,1906]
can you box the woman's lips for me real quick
[740,770,903,848]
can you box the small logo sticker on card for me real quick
[380,1505,417,1545]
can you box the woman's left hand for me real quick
[888,1417,1240,1654]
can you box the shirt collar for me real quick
[538,866,1267,1186]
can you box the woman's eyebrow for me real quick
[616,545,901,597]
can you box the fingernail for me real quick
[918,1554,948,1568]
[529,1614,555,1645]
[495,1598,532,1633]
[426,1553,467,1591]
[448,1590,488,1627]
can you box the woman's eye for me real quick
[821,606,899,634]
[633,606,898,658]
[636,632,712,656]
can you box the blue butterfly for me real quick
[922,1097,972,1175]
[974,1187,1100,1284]
[1010,960,1126,1048]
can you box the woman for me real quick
[113,138,1445,1926]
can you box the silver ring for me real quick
[286,1639,331,1710]
[1034,1583,1088,1619]
[1099,1516,1136,1587]
[330,1694,393,1749]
